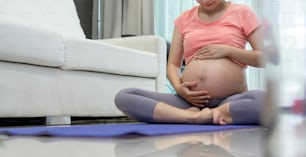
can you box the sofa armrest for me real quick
[98,36,164,53]
[98,36,168,92]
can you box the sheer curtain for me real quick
[154,0,264,91]
[154,0,198,42]
[262,0,306,108]
[94,0,154,39]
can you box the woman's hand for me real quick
[194,44,231,60]
[176,81,211,107]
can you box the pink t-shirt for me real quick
[174,3,260,67]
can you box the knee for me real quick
[114,88,138,109]
[248,90,266,106]
[248,90,266,99]
[114,88,130,109]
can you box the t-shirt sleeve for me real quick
[174,12,187,34]
[240,5,261,37]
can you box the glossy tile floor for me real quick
[0,114,305,157]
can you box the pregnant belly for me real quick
[181,58,247,98]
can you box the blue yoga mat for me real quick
[0,123,258,137]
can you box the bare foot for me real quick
[211,103,233,125]
[193,108,213,124]
[211,109,227,125]
[186,107,201,112]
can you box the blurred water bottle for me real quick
[260,0,306,157]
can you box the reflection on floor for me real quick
[0,114,305,157]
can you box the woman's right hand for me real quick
[176,81,211,108]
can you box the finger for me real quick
[189,99,210,105]
[189,98,210,107]
[191,99,210,104]
[195,48,208,56]
[191,95,211,102]
[196,47,206,54]
[182,81,197,88]
[192,103,205,108]
[197,54,219,60]
[195,52,207,57]
[195,53,212,60]
[188,90,210,97]
[194,56,206,60]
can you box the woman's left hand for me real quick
[194,44,231,60]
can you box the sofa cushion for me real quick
[62,39,158,78]
[0,21,65,67]
[0,0,85,39]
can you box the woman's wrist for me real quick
[172,82,182,93]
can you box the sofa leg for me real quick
[46,116,71,125]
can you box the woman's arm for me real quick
[167,28,210,107]
[228,27,265,67]
[194,27,265,68]
[167,27,184,90]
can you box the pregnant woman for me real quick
[115,0,265,125]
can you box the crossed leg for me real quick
[115,88,264,125]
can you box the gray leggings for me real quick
[114,88,265,125]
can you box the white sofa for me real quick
[0,0,167,124]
